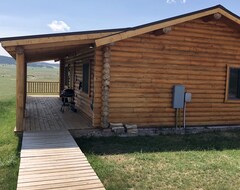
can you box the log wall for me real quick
[106,18,240,127]
[64,48,94,121]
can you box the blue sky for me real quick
[0,0,239,57]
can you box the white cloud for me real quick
[48,20,70,32]
[167,0,176,3]
[166,0,186,3]
[0,45,10,57]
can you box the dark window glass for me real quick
[64,65,69,87]
[82,64,90,94]
[228,68,240,100]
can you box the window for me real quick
[226,66,240,101]
[64,65,70,87]
[82,63,90,94]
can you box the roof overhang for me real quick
[95,5,240,47]
[0,29,127,62]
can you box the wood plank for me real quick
[17,130,105,190]
[23,96,91,131]
[2,31,121,47]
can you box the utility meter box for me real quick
[185,92,192,102]
[173,85,185,109]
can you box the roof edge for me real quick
[131,5,239,31]
[95,5,240,47]
[0,27,130,42]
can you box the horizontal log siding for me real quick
[64,49,94,121]
[108,18,240,127]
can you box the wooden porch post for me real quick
[16,47,25,132]
[59,59,65,96]
[23,61,27,110]
[101,45,111,128]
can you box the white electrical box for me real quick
[185,92,192,102]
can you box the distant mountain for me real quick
[29,62,59,68]
[0,55,59,68]
[0,55,15,64]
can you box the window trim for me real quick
[225,65,240,103]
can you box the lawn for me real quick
[0,64,19,190]
[77,133,240,190]
[0,98,20,190]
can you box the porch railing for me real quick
[27,81,59,94]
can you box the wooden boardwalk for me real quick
[17,130,105,190]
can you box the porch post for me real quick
[16,47,25,132]
[23,61,27,111]
[59,59,65,96]
[101,45,111,128]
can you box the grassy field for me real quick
[0,98,20,190]
[77,133,240,190]
[0,64,19,189]
[0,65,16,99]
[0,64,59,190]
[27,66,59,81]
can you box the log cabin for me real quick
[1,5,240,132]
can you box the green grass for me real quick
[0,98,20,190]
[77,133,240,190]
[0,65,16,99]
[0,64,20,189]
[27,66,59,81]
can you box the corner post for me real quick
[101,45,111,128]
[16,47,25,132]
[59,59,65,96]
[23,61,27,110]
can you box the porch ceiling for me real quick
[8,42,91,62]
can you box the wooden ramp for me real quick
[17,130,105,190]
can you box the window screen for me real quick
[82,63,90,94]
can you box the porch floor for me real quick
[23,95,92,131]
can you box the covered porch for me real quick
[23,95,91,131]
[0,29,122,132]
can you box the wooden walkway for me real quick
[17,130,105,190]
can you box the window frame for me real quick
[225,65,240,103]
[82,63,91,95]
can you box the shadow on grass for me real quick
[76,131,240,155]
[16,137,22,157]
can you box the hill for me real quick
[0,55,59,68]
[0,55,15,64]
